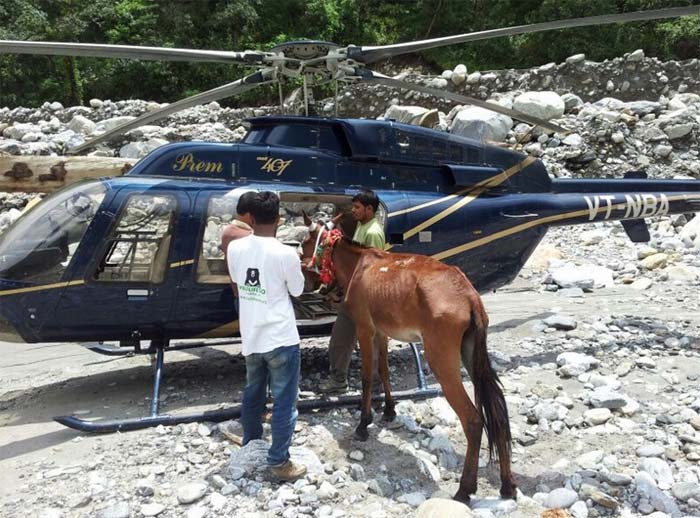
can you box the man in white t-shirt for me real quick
[227,191,307,481]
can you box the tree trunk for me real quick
[0,155,135,193]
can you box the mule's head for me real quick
[300,210,344,298]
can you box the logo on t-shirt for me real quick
[240,267,266,303]
[245,268,261,286]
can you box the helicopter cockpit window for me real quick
[93,194,176,283]
[0,181,106,284]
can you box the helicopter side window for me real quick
[196,195,239,284]
[413,136,430,160]
[465,146,480,164]
[396,131,410,158]
[449,144,464,163]
[433,140,448,162]
[0,181,106,284]
[93,194,176,283]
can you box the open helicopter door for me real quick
[53,188,191,342]
[170,189,244,339]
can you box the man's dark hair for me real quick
[236,191,257,216]
[352,189,379,212]
[249,191,280,224]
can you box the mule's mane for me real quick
[340,235,370,249]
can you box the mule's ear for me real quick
[302,210,312,226]
[331,212,344,225]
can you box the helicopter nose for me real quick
[0,308,24,343]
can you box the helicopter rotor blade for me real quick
[0,40,270,65]
[350,6,699,64]
[69,69,276,154]
[357,70,568,134]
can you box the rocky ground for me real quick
[1,51,700,517]
[1,221,700,518]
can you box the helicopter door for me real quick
[53,190,189,341]
[167,190,241,338]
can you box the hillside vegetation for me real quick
[1,0,698,108]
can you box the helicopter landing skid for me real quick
[83,338,243,356]
[54,342,441,433]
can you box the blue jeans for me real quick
[241,344,300,466]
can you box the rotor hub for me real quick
[269,40,340,61]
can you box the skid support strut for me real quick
[54,341,441,433]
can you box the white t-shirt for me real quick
[227,235,304,355]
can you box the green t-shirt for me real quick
[353,217,385,249]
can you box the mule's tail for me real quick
[461,308,512,462]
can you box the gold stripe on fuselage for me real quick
[0,279,85,297]
[431,193,700,261]
[402,156,537,240]
[170,259,195,268]
[197,320,240,338]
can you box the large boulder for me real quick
[513,91,565,121]
[450,106,512,142]
[68,115,97,135]
[384,105,439,127]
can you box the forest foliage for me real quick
[0,0,698,108]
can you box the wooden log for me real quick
[0,155,135,193]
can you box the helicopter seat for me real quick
[148,234,171,283]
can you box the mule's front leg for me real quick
[353,330,375,441]
[377,334,395,421]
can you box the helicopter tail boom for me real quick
[546,179,700,234]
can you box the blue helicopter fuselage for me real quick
[1,116,699,343]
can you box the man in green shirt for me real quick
[320,189,386,394]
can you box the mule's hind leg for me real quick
[376,333,395,421]
[462,321,517,499]
[354,328,376,441]
[423,338,483,503]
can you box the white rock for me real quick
[383,105,434,125]
[450,106,512,142]
[640,458,674,490]
[513,91,565,121]
[585,408,612,425]
[627,49,645,61]
[570,500,588,518]
[68,115,96,135]
[416,498,474,517]
[398,492,427,507]
[349,450,364,461]
[177,482,208,504]
[545,487,578,508]
[452,64,467,85]
[99,116,137,132]
[566,54,586,65]
[576,450,604,469]
[140,503,165,516]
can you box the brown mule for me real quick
[301,219,516,503]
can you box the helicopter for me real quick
[0,5,699,433]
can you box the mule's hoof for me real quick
[500,484,518,500]
[382,410,396,422]
[452,489,471,504]
[353,427,369,442]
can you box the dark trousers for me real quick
[328,303,381,382]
